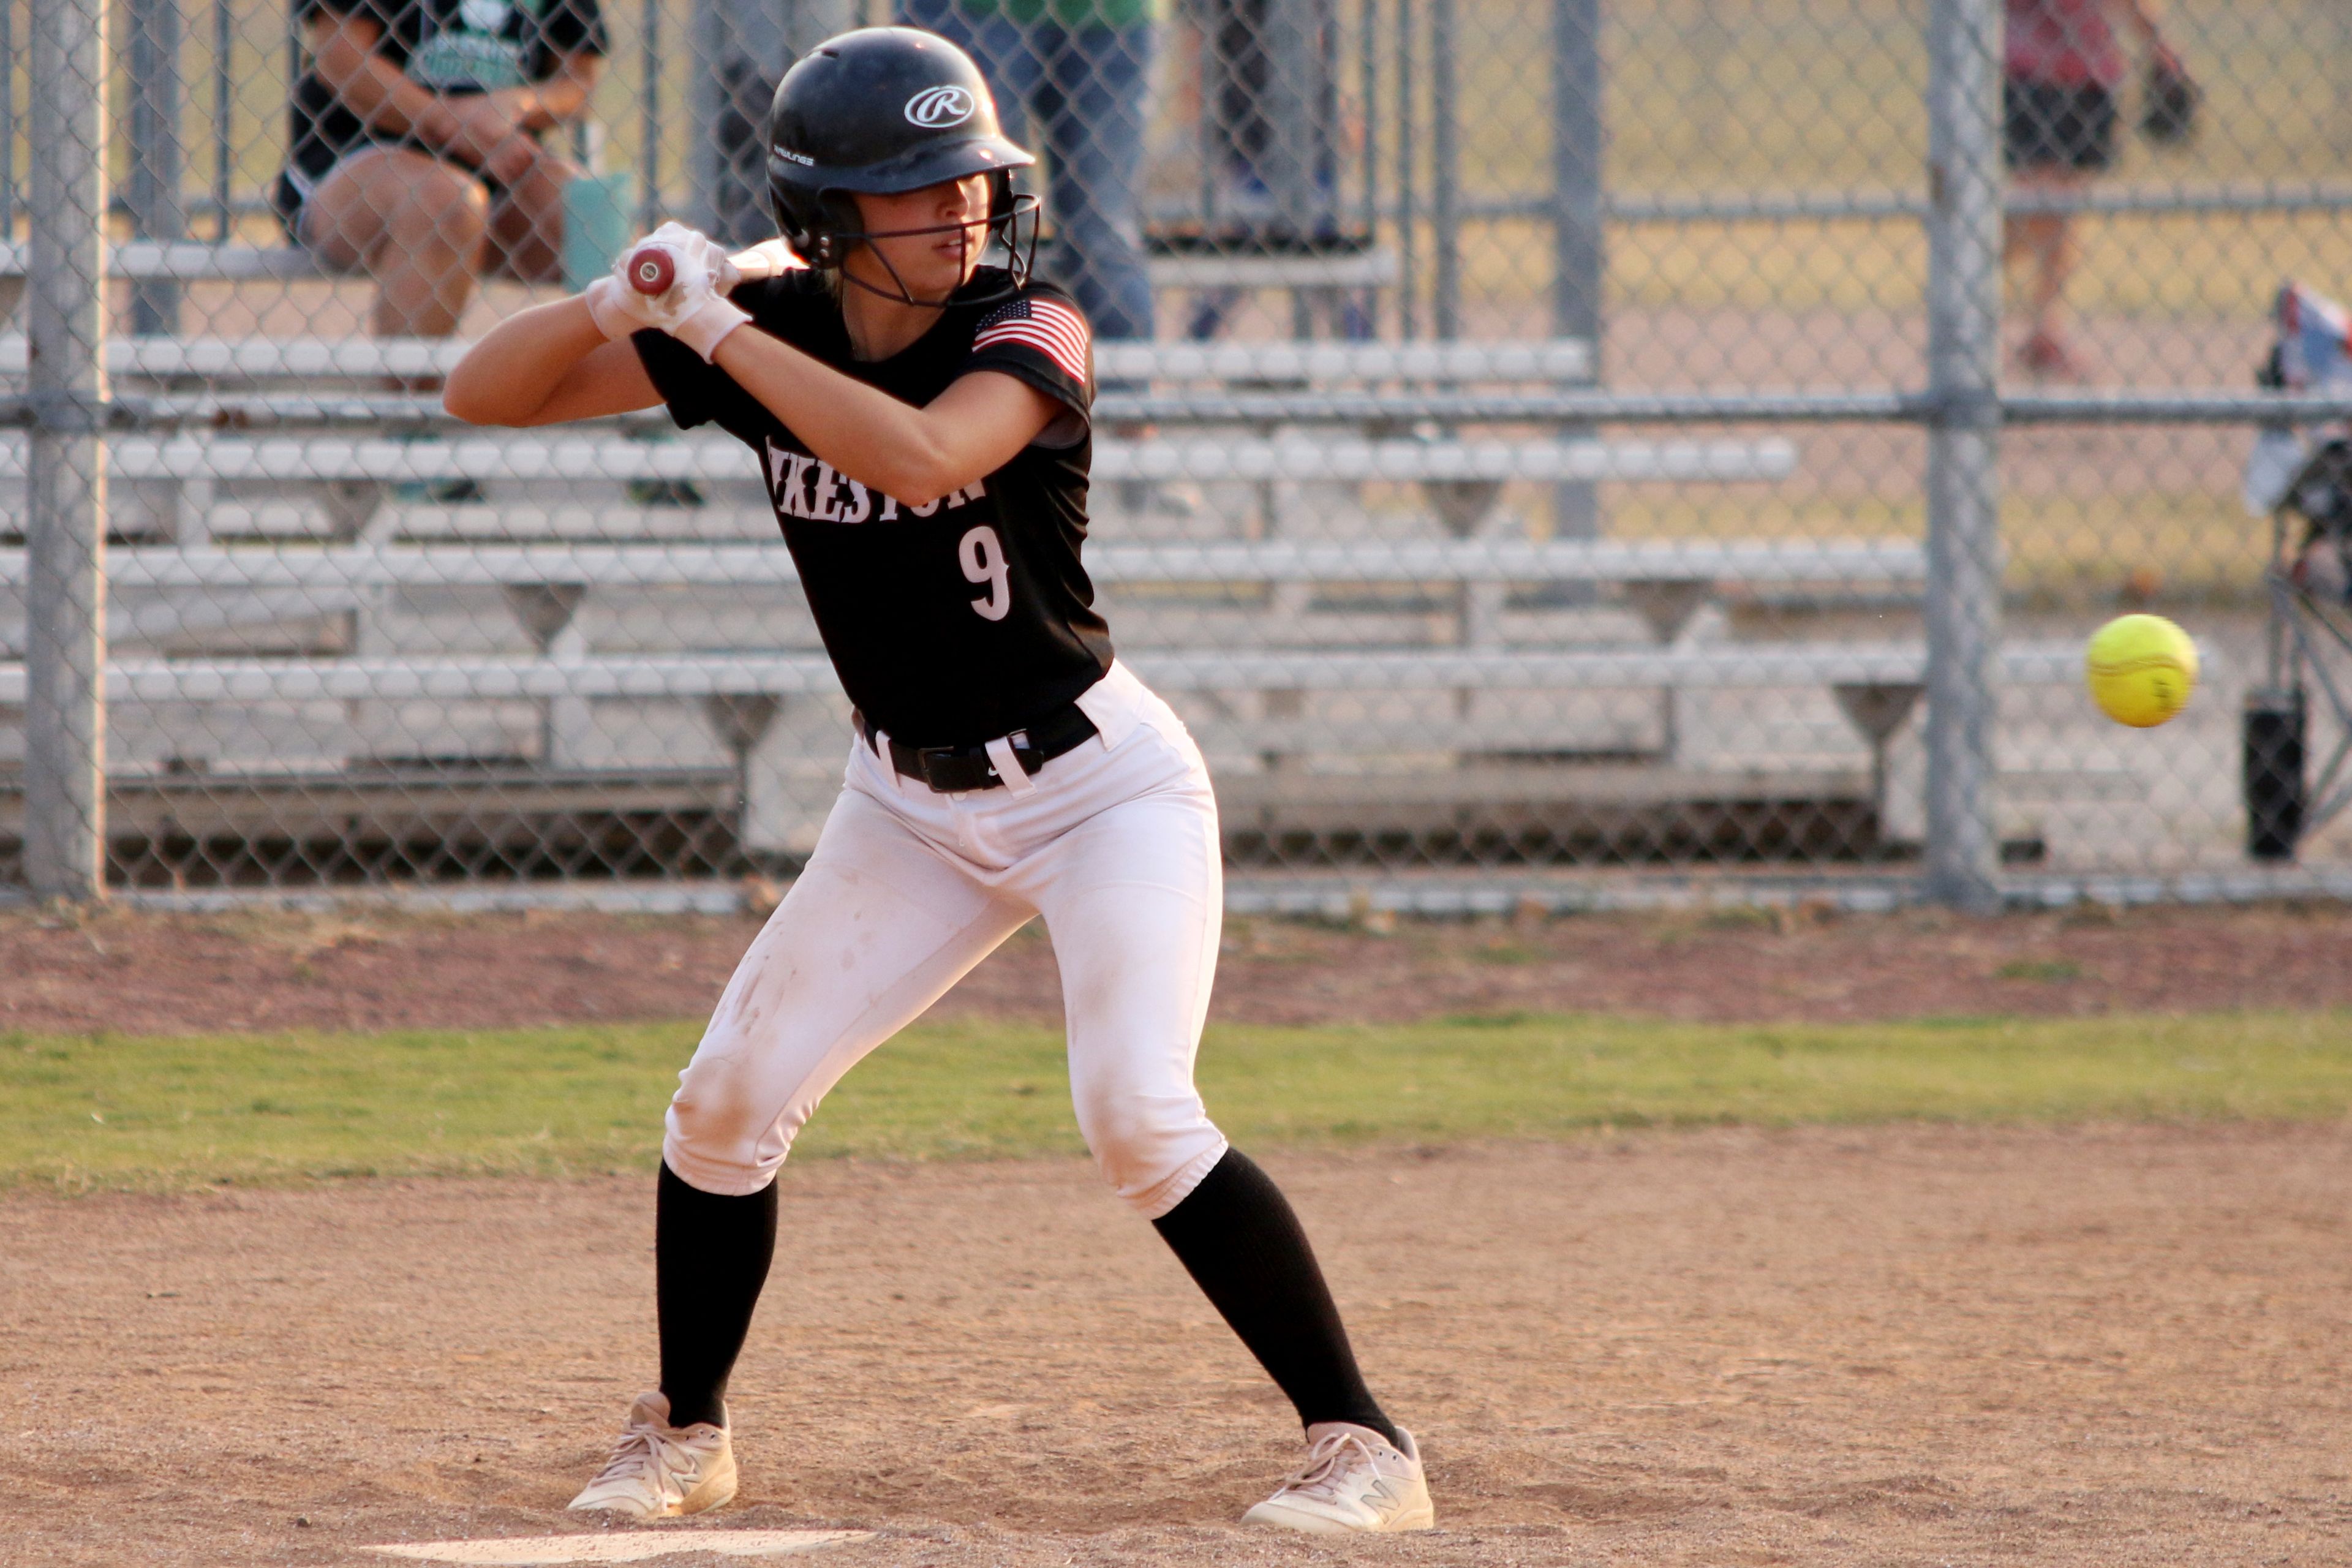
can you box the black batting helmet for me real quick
[765,27,1039,304]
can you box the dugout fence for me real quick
[4,0,2351,911]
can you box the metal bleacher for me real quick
[0,300,2074,877]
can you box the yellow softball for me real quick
[2085,614,2199,728]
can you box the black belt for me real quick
[854,701,1098,793]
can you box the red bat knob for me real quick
[627,247,676,295]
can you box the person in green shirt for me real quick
[896,0,1160,341]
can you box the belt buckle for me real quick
[913,744,966,791]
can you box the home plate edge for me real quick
[364,1528,874,1564]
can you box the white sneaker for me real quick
[1242,1422,1435,1534]
[567,1392,737,1520]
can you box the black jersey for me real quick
[633,268,1112,750]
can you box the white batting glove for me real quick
[581,223,709,337]
[582,274,659,340]
[669,291,752,363]
[582,223,748,361]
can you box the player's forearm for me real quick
[710,331,982,505]
[444,297,611,424]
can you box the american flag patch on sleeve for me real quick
[972,296,1091,383]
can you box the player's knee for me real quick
[1072,1087,1227,1218]
[662,1053,802,1196]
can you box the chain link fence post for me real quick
[23,0,112,901]
[1921,0,2003,911]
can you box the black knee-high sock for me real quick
[1152,1148,1399,1444]
[655,1161,778,1430]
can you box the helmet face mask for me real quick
[764,27,1041,308]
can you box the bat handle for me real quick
[728,239,801,282]
[625,246,676,295]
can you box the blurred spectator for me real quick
[1194,0,1337,232]
[897,0,1158,342]
[2003,0,2182,379]
[1176,0,1370,340]
[277,0,608,344]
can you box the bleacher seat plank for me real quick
[1142,251,1400,290]
[0,642,2085,707]
[0,335,461,379]
[1212,764,1875,810]
[0,538,1921,594]
[1091,339,1591,382]
[0,333,1591,385]
[0,432,1793,485]
[1112,436,1794,483]
[0,239,323,281]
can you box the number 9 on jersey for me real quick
[960,525,1012,621]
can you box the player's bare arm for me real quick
[715,339,1060,507]
[446,296,1057,505]
[443,299,662,424]
[447,170,1063,503]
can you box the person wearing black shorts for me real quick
[279,0,606,342]
[2001,0,2181,377]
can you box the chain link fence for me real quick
[4,0,2349,909]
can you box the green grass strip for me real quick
[4,1009,2348,1191]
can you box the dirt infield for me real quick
[6,1126,2346,1567]
[9,902,2348,1564]
[5,897,2352,1037]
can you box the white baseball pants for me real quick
[663,661,1231,1217]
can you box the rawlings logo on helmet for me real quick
[903,85,976,128]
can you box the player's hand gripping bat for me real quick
[625,238,803,297]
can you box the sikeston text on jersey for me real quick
[766,437,987,524]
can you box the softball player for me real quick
[444,25,1430,1536]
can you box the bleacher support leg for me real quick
[505,584,593,768]
[704,693,783,854]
